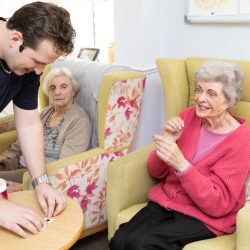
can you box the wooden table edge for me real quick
[61,221,84,250]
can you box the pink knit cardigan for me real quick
[148,107,250,235]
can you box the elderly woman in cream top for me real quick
[0,67,91,190]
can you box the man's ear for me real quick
[9,31,23,48]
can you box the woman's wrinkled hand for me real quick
[153,134,189,172]
[162,116,184,142]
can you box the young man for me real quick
[0,2,75,238]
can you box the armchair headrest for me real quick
[52,57,131,148]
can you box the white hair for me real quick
[42,67,80,96]
[195,60,244,106]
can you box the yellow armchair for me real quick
[107,57,250,249]
[22,58,146,237]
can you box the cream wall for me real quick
[114,0,250,149]
[114,0,250,69]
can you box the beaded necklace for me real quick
[0,60,12,74]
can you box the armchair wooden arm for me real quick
[22,147,106,189]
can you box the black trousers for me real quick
[109,202,216,250]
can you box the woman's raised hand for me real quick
[162,116,184,142]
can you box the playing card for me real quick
[45,217,54,224]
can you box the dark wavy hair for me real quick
[6,1,76,55]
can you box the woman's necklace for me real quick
[0,60,12,74]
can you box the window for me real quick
[60,0,114,62]
[0,0,114,116]
[0,0,114,62]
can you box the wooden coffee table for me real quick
[0,190,84,250]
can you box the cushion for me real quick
[183,233,236,250]
[115,202,147,231]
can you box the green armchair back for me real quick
[158,57,250,123]
[107,57,250,250]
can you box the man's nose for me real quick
[34,64,46,75]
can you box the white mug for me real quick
[0,178,8,199]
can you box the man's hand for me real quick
[0,199,44,238]
[35,184,66,218]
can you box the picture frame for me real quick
[186,0,250,23]
[77,48,100,61]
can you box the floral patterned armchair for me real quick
[23,58,146,237]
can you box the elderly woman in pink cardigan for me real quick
[0,67,91,191]
[110,60,250,250]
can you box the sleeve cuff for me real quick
[176,164,193,176]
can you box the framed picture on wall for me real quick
[239,0,250,14]
[77,48,100,61]
[188,0,237,17]
[186,0,250,22]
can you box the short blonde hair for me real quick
[42,67,80,96]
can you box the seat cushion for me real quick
[183,233,236,250]
[115,202,147,231]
